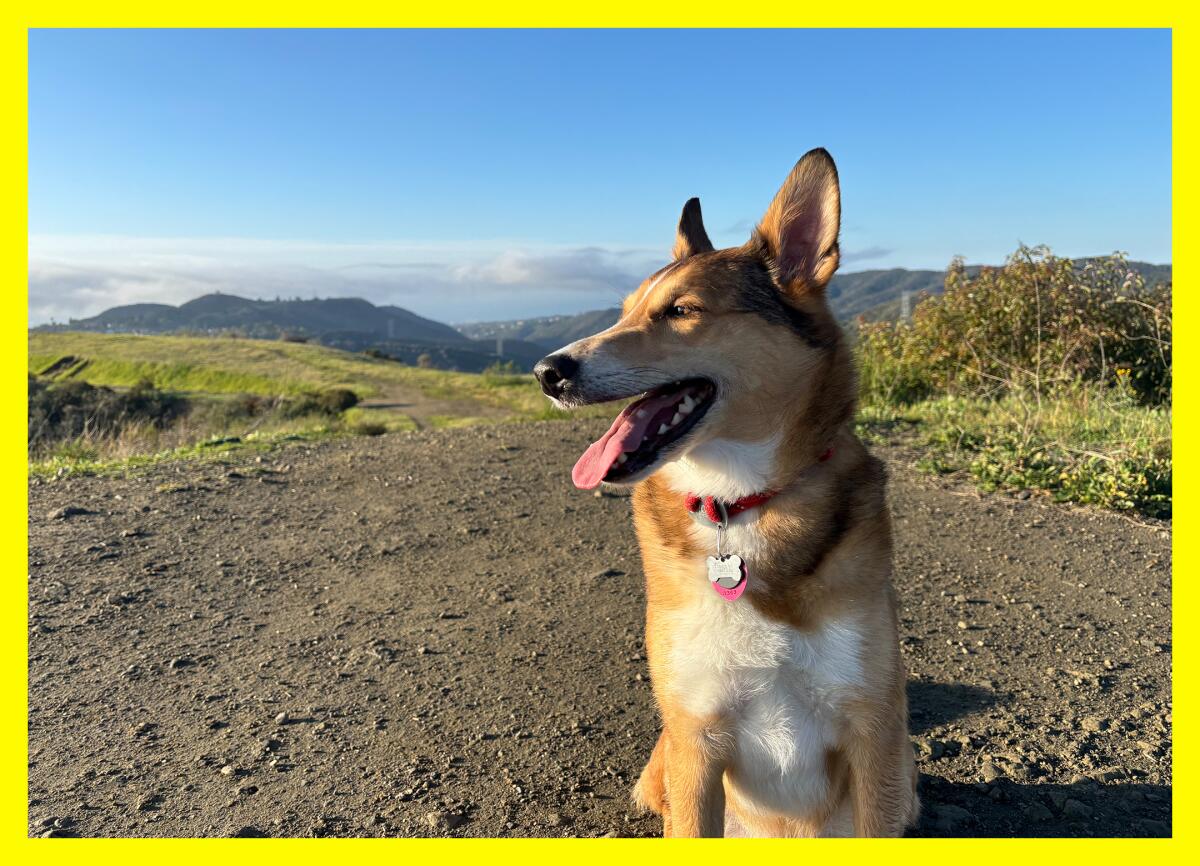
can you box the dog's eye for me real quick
[666,304,696,319]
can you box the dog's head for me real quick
[537,148,857,492]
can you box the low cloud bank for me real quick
[28,236,669,326]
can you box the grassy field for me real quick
[28,332,615,477]
[30,331,560,417]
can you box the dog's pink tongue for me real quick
[571,391,679,489]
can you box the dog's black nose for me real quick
[534,353,579,397]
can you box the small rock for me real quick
[424,809,468,830]
[47,506,90,520]
[915,737,946,761]
[1081,716,1108,732]
[219,765,236,776]
[274,712,290,725]
[932,803,974,832]
[980,761,1003,783]
[1024,802,1053,822]
[1062,799,1094,820]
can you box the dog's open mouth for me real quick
[571,378,716,489]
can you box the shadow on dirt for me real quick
[907,679,997,733]
[912,776,1171,837]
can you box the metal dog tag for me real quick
[706,554,744,589]
[707,504,747,600]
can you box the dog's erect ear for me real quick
[753,148,841,293]
[672,197,715,260]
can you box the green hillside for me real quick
[28,332,614,476]
[29,331,546,413]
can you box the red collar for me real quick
[683,447,833,525]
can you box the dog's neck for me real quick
[659,433,784,503]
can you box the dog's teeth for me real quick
[679,402,693,415]
[670,412,684,426]
[658,424,670,435]
[618,453,628,464]
[681,395,695,411]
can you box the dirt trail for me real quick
[28,420,1171,838]
[357,383,513,430]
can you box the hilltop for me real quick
[32,293,545,373]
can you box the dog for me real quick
[534,149,918,837]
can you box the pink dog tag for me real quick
[707,554,747,601]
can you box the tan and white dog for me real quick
[535,149,918,838]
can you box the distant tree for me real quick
[416,353,434,369]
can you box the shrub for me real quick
[281,388,360,418]
[856,247,1171,407]
[317,388,360,413]
[28,376,187,453]
[854,247,1172,517]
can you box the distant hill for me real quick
[458,308,625,349]
[459,260,1171,348]
[40,293,470,345]
[31,293,544,374]
[319,331,547,373]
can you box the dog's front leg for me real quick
[845,717,919,837]
[662,725,727,838]
[632,732,667,815]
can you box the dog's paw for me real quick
[632,767,666,814]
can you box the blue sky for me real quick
[28,28,1171,324]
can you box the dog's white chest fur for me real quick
[662,588,865,820]
[658,436,864,823]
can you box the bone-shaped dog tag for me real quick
[706,554,746,601]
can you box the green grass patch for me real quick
[29,427,342,480]
[341,406,418,434]
[858,388,1171,518]
[28,331,614,421]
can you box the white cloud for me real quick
[27,235,669,326]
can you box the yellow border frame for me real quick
[6,6,1187,863]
